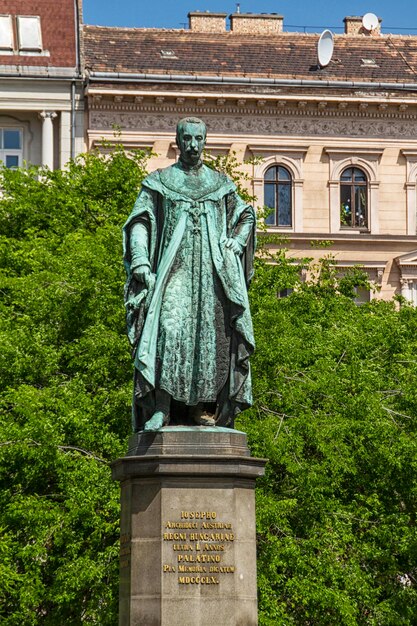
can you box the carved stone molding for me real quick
[87,94,417,120]
[39,111,58,121]
[89,109,417,140]
[400,150,417,235]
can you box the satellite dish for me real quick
[362,12,379,31]
[317,30,334,68]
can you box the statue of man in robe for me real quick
[123,117,255,432]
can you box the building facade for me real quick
[0,0,84,169]
[82,12,417,303]
[3,6,417,303]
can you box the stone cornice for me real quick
[86,87,417,105]
[325,147,384,156]
[87,92,417,120]
[401,150,417,158]
[262,232,417,245]
[248,144,309,154]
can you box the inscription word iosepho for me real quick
[163,511,236,585]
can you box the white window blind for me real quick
[0,16,13,49]
[17,16,42,51]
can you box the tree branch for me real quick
[0,439,109,464]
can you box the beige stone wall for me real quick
[92,128,415,239]
[138,137,416,301]
[300,145,330,233]
[87,96,417,303]
[246,139,412,239]
[378,148,407,234]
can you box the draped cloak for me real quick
[123,163,255,431]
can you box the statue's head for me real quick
[176,117,206,167]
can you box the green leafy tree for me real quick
[0,147,149,625]
[239,250,417,625]
[2,148,417,625]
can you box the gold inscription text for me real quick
[178,576,219,585]
[181,511,217,520]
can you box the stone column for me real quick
[112,428,266,626]
[39,111,57,169]
[59,110,71,168]
[329,180,340,232]
[400,278,410,301]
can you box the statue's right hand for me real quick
[145,272,156,291]
[133,264,151,285]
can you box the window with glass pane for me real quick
[5,155,18,168]
[410,282,417,307]
[264,165,292,227]
[354,287,371,306]
[340,167,368,228]
[0,128,23,168]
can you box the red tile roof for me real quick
[84,26,417,84]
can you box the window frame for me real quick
[264,164,293,228]
[407,281,417,306]
[252,149,307,233]
[0,127,23,168]
[340,166,369,230]
[326,150,382,235]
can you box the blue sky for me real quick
[83,1,417,34]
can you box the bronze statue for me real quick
[123,118,255,431]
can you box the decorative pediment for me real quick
[395,250,417,280]
[395,250,417,267]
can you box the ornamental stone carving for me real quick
[90,109,417,139]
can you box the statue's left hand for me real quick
[225,238,243,255]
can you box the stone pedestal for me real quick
[111,427,266,626]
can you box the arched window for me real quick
[340,167,368,229]
[264,165,292,227]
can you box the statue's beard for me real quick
[180,153,202,170]
[185,151,199,163]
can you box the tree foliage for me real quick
[1,149,417,624]
[0,147,149,624]
[240,249,417,625]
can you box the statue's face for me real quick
[177,122,206,166]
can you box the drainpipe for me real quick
[71,0,81,160]
[71,80,76,159]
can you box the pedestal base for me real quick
[112,427,266,626]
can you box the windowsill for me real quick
[339,227,370,234]
[0,49,50,56]
[264,226,294,231]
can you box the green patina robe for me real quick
[123,162,255,431]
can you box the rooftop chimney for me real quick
[188,11,227,33]
[344,15,382,36]
[230,13,283,35]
